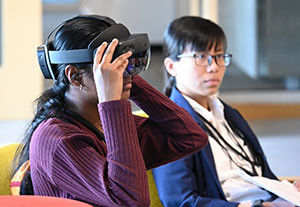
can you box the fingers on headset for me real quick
[95,38,131,71]
[112,50,132,70]
[114,50,132,64]
[121,59,129,71]
[94,42,108,64]
[102,38,118,62]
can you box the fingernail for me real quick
[102,41,107,45]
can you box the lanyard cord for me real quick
[223,123,252,162]
[225,120,263,168]
[197,113,260,176]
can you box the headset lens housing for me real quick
[124,48,151,77]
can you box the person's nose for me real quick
[206,56,219,73]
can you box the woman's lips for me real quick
[204,78,220,86]
[123,80,132,89]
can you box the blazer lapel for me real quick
[170,87,226,197]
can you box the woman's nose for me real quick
[206,58,219,73]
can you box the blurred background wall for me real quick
[0,0,43,120]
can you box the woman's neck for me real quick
[65,92,103,132]
[194,96,210,111]
[180,91,210,110]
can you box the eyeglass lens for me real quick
[196,54,231,67]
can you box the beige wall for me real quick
[0,0,43,120]
[201,0,218,22]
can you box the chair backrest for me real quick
[0,143,20,195]
[134,110,163,207]
[147,170,163,207]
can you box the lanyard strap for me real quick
[197,113,260,176]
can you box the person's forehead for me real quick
[183,45,224,54]
[184,40,224,50]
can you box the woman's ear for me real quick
[164,57,177,77]
[65,65,81,87]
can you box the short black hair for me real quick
[163,16,227,60]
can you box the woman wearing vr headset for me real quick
[12,15,208,207]
[152,16,300,207]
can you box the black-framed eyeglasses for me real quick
[177,53,233,67]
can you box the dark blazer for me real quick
[152,87,277,207]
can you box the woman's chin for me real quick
[121,89,131,100]
[205,88,219,96]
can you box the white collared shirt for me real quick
[182,94,272,203]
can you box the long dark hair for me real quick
[12,16,112,194]
[163,16,227,97]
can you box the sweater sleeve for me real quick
[130,75,208,169]
[48,100,149,207]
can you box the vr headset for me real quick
[37,15,151,80]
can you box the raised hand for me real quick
[93,39,132,103]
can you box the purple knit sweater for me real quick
[29,75,208,207]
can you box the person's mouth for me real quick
[204,78,220,86]
[123,78,133,89]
